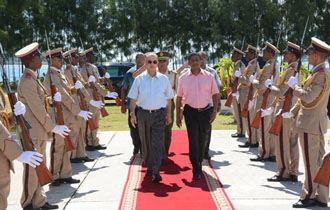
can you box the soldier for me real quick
[238,45,260,148]
[80,48,118,150]
[15,43,70,209]
[229,48,246,138]
[199,51,222,159]
[43,48,92,186]
[0,102,44,210]
[267,42,301,182]
[288,37,330,208]
[63,49,103,163]
[156,51,179,160]
[250,42,279,162]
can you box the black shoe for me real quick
[50,179,61,187]
[152,174,162,183]
[193,173,201,180]
[39,202,59,209]
[238,142,251,148]
[265,156,276,162]
[231,133,245,138]
[292,199,316,208]
[94,145,107,150]
[315,199,328,207]
[249,143,259,148]
[81,156,94,162]
[267,175,290,182]
[61,177,80,184]
[70,158,83,163]
[23,204,34,210]
[250,156,265,162]
[133,147,139,154]
[145,169,152,176]
[86,145,96,151]
[204,153,211,160]
[290,175,298,182]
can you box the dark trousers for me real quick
[183,105,212,174]
[204,106,213,156]
[137,108,166,175]
[128,109,141,153]
[164,99,175,157]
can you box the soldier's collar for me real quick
[49,66,61,72]
[25,68,38,78]
[312,63,325,74]
[287,61,298,69]
[248,58,257,65]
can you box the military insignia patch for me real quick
[25,72,32,78]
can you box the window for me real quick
[106,66,119,77]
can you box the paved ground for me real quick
[7,130,330,210]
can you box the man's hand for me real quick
[176,111,182,128]
[121,103,127,114]
[166,114,172,126]
[209,111,217,123]
[130,113,137,128]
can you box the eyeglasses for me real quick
[147,60,158,64]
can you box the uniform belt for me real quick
[140,107,165,113]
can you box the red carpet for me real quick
[119,130,235,210]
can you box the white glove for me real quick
[53,92,61,102]
[88,75,96,83]
[282,112,293,119]
[261,107,273,117]
[104,72,110,79]
[52,125,71,138]
[323,151,330,160]
[275,109,282,116]
[16,151,43,168]
[265,75,273,88]
[287,74,298,88]
[248,100,254,110]
[107,92,118,99]
[74,80,83,89]
[232,92,239,101]
[234,69,241,77]
[78,110,93,120]
[249,74,256,83]
[89,100,104,109]
[14,101,26,116]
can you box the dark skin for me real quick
[86,54,95,64]
[245,51,255,62]
[175,55,220,128]
[25,55,42,71]
[262,49,274,61]
[283,51,298,64]
[308,49,325,67]
[231,52,242,63]
[50,57,63,69]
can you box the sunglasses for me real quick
[147,60,158,64]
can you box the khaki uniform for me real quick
[162,69,179,156]
[270,62,300,178]
[64,65,92,159]
[43,66,80,180]
[238,58,259,144]
[252,58,279,158]
[0,122,22,210]
[17,68,55,209]
[80,63,107,146]
[231,60,246,135]
[291,63,330,203]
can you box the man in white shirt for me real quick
[128,52,174,183]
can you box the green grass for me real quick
[99,99,237,131]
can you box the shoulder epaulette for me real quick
[290,66,295,70]
[25,72,32,78]
[267,60,272,65]
[319,68,324,72]
[66,66,70,70]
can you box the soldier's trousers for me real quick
[70,117,87,159]
[298,132,329,203]
[50,134,72,180]
[232,98,244,135]
[21,139,47,209]
[274,118,299,178]
[137,108,166,175]
[87,106,100,147]
[242,108,258,144]
[257,115,275,158]
[0,170,10,210]
[164,100,174,157]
